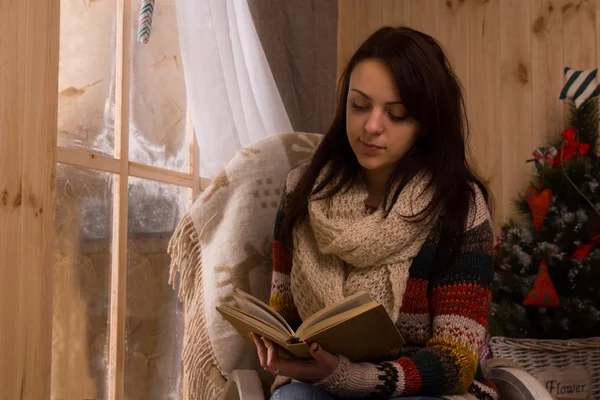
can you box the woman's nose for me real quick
[364,109,384,135]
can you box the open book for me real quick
[216,289,404,362]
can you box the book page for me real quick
[217,304,315,359]
[217,304,290,345]
[233,289,294,335]
[297,291,373,337]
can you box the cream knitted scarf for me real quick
[291,171,435,323]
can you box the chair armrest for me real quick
[488,367,554,400]
[219,369,265,400]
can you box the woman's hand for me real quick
[250,332,339,383]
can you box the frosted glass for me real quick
[52,164,113,400]
[129,0,189,172]
[125,177,187,400]
[57,0,116,156]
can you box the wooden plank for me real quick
[57,146,208,189]
[381,0,411,27]
[0,1,26,397]
[364,0,384,41]
[563,0,596,115]
[109,0,131,398]
[130,162,196,188]
[0,0,59,398]
[57,146,121,174]
[470,0,502,229]
[438,0,470,155]
[407,0,440,39]
[439,0,470,84]
[337,0,356,77]
[532,0,566,147]
[353,0,384,56]
[500,0,533,222]
[19,0,60,397]
[563,0,596,69]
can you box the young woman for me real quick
[250,26,498,400]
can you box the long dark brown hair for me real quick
[284,26,491,261]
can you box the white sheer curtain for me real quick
[176,0,293,178]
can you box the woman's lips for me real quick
[359,139,383,152]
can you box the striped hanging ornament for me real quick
[559,67,600,108]
[137,0,155,44]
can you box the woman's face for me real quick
[346,58,421,180]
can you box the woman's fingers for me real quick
[251,335,335,382]
[263,337,278,368]
[251,333,281,375]
[308,342,339,378]
[250,333,269,371]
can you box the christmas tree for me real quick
[490,68,600,340]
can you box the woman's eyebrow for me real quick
[350,88,403,105]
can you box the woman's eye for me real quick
[389,113,408,122]
[351,101,369,111]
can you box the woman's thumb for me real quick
[309,343,333,363]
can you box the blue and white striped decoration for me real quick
[137,0,155,44]
[559,67,600,108]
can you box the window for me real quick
[53,1,204,399]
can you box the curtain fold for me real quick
[176,0,293,178]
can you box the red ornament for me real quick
[555,127,590,165]
[523,260,560,308]
[525,187,552,231]
[570,234,600,260]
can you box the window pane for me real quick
[53,164,113,400]
[129,0,189,172]
[58,0,116,156]
[125,177,187,400]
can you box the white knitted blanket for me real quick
[168,132,322,399]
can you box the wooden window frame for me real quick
[54,1,207,399]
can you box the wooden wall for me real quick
[0,0,60,398]
[338,0,598,227]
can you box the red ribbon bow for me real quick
[556,127,590,164]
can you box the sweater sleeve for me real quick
[268,175,302,330]
[313,197,497,399]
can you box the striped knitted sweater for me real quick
[269,171,499,400]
